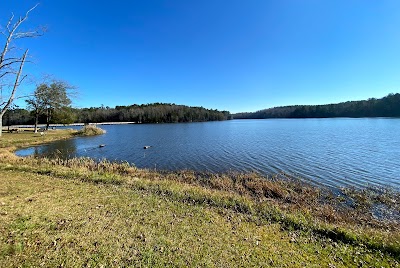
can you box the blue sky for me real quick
[1,1,400,113]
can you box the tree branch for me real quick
[25,4,39,19]
[0,59,25,70]
[0,49,27,116]
[0,4,39,69]
[6,13,14,33]
[0,71,15,79]
[14,30,44,39]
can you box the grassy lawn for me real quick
[0,131,399,267]
[0,130,76,150]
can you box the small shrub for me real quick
[75,125,106,136]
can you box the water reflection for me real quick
[15,119,400,191]
[19,138,78,159]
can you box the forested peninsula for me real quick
[234,93,400,119]
[3,103,230,126]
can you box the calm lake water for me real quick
[16,119,400,190]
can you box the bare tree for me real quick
[0,4,42,136]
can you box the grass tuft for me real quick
[74,125,106,136]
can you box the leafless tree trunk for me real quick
[33,109,39,133]
[0,50,27,134]
[0,4,41,136]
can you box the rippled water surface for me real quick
[16,119,400,190]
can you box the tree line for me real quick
[0,5,230,131]
[234,93,400,119]
[3,102,230,126]
[78,103,230,124]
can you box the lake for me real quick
[16,118,400,190]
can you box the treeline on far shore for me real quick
[234,93,400,119]
[2,103,231,126]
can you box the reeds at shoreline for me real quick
[1,130,399,266]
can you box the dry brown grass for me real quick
[74,125,106,136]
[0,130,399,265]
[0,129,76,149]
[4,153,399,231]
[1,154,399,252]
[2,169,399,267]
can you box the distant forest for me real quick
[3,103,230,126]
[234,93,400,119]
[4,94,400,126]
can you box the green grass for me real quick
[1,170,399,267]
[0,131,399,267]
[0,129,76,149]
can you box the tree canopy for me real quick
[3,103,230,126]
[25,81,73,131]
[234,93,400,119]
[77,103,230,124]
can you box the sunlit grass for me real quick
[1,170,399,267]
[0,129,76,150]
[0,130,399,266]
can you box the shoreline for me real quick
[5,129,400,219]
[1,130,399,266]
[1,121,137,130]
[2,130,399,225]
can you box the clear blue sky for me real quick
[2,0,400,113]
